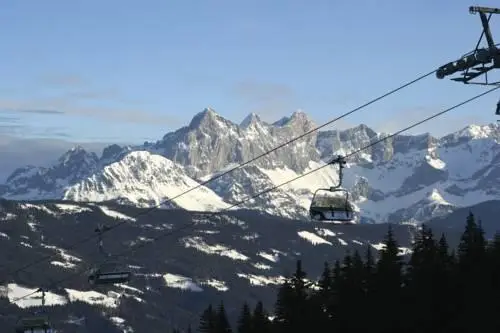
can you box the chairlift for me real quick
[310,186,355,223]
[15,316,53,333]
[15,289,53,333]
[88,261,132,285]
[88,224,132,286]
[309,155,356,224]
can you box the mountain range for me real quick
[1,107,500,225]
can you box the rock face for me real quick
[1,107,500,224]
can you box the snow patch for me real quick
[297,231,332,246]
[201,279,229,291]
[55,203,92,214]
[182,236,249,261]
[253,262,272,270]
[7,284,67,308]
[99,206,136,222]
[237,273,286,286]
[65,288,118,308]
[371,243,413,255]
[258,251,280,263]
[163,273,203,292]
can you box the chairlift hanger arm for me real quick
[470,6,499,49]
[328,155,347,167]
[470,6,500,15]
[436,5,500,86]
[328,155,347,187]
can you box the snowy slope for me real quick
[1,109,500,224]
[0,199,416,332]
[63,151,228,212]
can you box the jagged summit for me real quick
[240,112,263,128]
[188,107,230,130]
[272,110,312,127]
[57,145,96,166]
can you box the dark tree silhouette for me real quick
[198,212,500,333]
[198,304,216,333]
[236,303,252,333]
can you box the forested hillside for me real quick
[194,212,500,333]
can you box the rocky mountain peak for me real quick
[188,107,231,130]
[240,112,263,129]
[271,110,316,134]
[58,145,97,167]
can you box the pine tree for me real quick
[435,232,456,332]
[252,301,270,333]
[317,261,332,295]
[308,262,331,328]
[273,260,310,333]
[215,301,232,333]
[371,224,405,333]
[335,251,366,333]
[289,260,308,301]
[458,211,486,266]
[362,246,376,332]
[452,212,488,332]
[327,260,342,327]
[236,303,252,333]
[199,304,216,333]
[405,224,441,332]
[486,233,500,330]
[273,279,292,333]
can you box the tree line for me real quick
[191,212,500,333]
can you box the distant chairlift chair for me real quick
[87,224,132,286]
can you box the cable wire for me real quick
[5,69,437,278]
[10,84,499,305]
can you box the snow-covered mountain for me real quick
[2,107,500,224]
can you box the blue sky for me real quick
[1,0,500,143]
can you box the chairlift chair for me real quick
[309,186,355,224]
[88,224,133,286]
[88,261,132,285]
[15,315,53,333]
[309,155,356,224]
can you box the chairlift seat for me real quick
[309,188,355,223]
[15,316,52,333]
[88,262,132,285]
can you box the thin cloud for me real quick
[230,80,298,122]
[12,109,65,115]
[64,90,118,100]
[40,74,87,87]
[0,98,182,125]
[233,81,295,102]
[0,115,20,122]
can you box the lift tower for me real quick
[436,6,500,116]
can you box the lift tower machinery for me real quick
[436,6,500,117]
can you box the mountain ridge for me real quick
[1,108,500,224]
